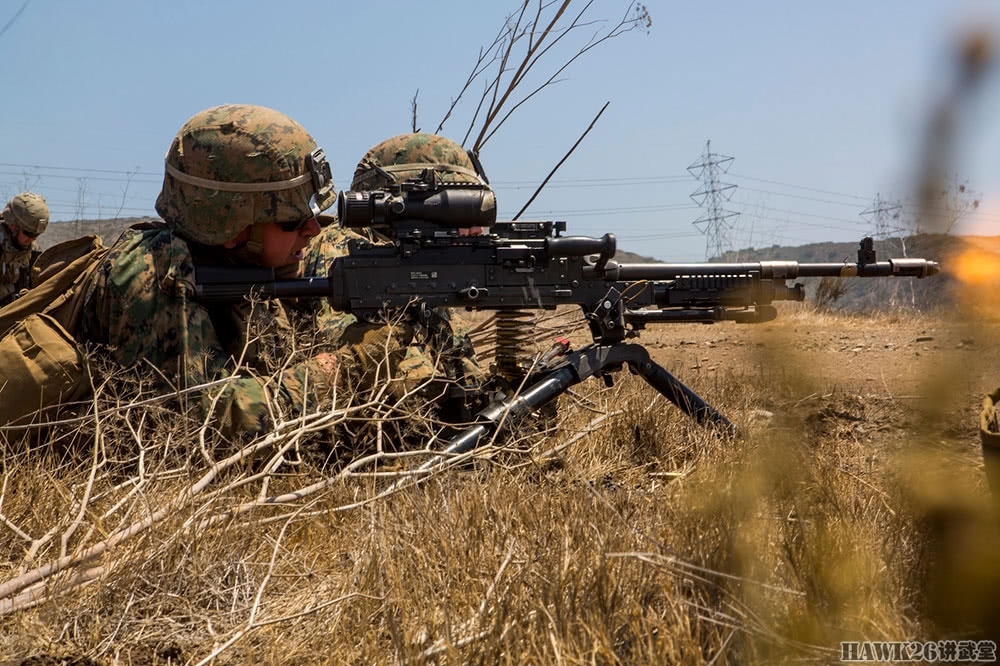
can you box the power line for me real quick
[727,172,871,201]
[0,170,161,184]
[7,158,992,220]
[729,199,873,227]
[493,179,691,191]
[729,215,881,240]
[0,162,159,176]
[735,186,873,208]
[505,203,698,216]
[0,179,154,196]
[9,159,999,233]
[491,175,691,185]
[615,231,705,241]
[5,158,976,216]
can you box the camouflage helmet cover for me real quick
[351,133,487,191]
[2,192,50,235]
[155,104,336,246]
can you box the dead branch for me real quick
[411,89,420,133]
[513,100,609,219]
[452,0,646,153]
[435,21,510,135]
[470,0,571,152]
[59,370,105,559]
[478,2,640,149]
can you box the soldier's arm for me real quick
[177,296,339,436]
[301,224,481,384]
[86,235,337,438]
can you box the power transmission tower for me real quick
[688,140,739,260]
[860,193,903,240]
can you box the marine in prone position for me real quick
[303,132,488,422]
[76,104,347,437]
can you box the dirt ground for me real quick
[633,304,997,437]
[636,308,990,387]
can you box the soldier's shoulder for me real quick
[315,224,370,250]
[105,227,196,293]
[0,225,13,253]
[302,225,372,275]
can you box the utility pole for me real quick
[688,140,739,260]
[860,193,902,240]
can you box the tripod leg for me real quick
[630,358,735,433]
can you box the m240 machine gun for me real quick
[195,173,940,456]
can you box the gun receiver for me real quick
[194,177,941,446]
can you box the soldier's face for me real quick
[5,224,35,250]
[257,217,321,268]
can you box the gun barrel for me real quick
[598,258,940,281]
[194,266,332,303]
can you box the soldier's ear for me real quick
[223,227,251,249]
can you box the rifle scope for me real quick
[338,187,498,229]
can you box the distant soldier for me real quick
[303,132,488,420]
[0,192,48,306]
[75,104,370,437]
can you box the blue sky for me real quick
[1,0,998,261]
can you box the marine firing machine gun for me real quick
[195,172,940,458]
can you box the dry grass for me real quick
[0,307,998,665]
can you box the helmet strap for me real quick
[224,223,269,266]
[245,223,268,260]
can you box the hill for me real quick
[39,217,151,250]
[614,249,660,263]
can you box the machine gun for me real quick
[195,173,940,457]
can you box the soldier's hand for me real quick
[314,352,339,385]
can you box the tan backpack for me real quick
[0,235,110,425]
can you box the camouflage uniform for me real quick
[77,105,343,438]
[303,133,486,408]
[303,225,481,393]
[0,192,48,306]
[78,226,335,436]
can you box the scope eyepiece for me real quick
[337,186,498,229]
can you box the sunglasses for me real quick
[276,216,317,233]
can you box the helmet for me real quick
[155,104,335,246]
[2,192,49,235]
[351,133,488,190]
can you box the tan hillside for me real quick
[39,217,154,250]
